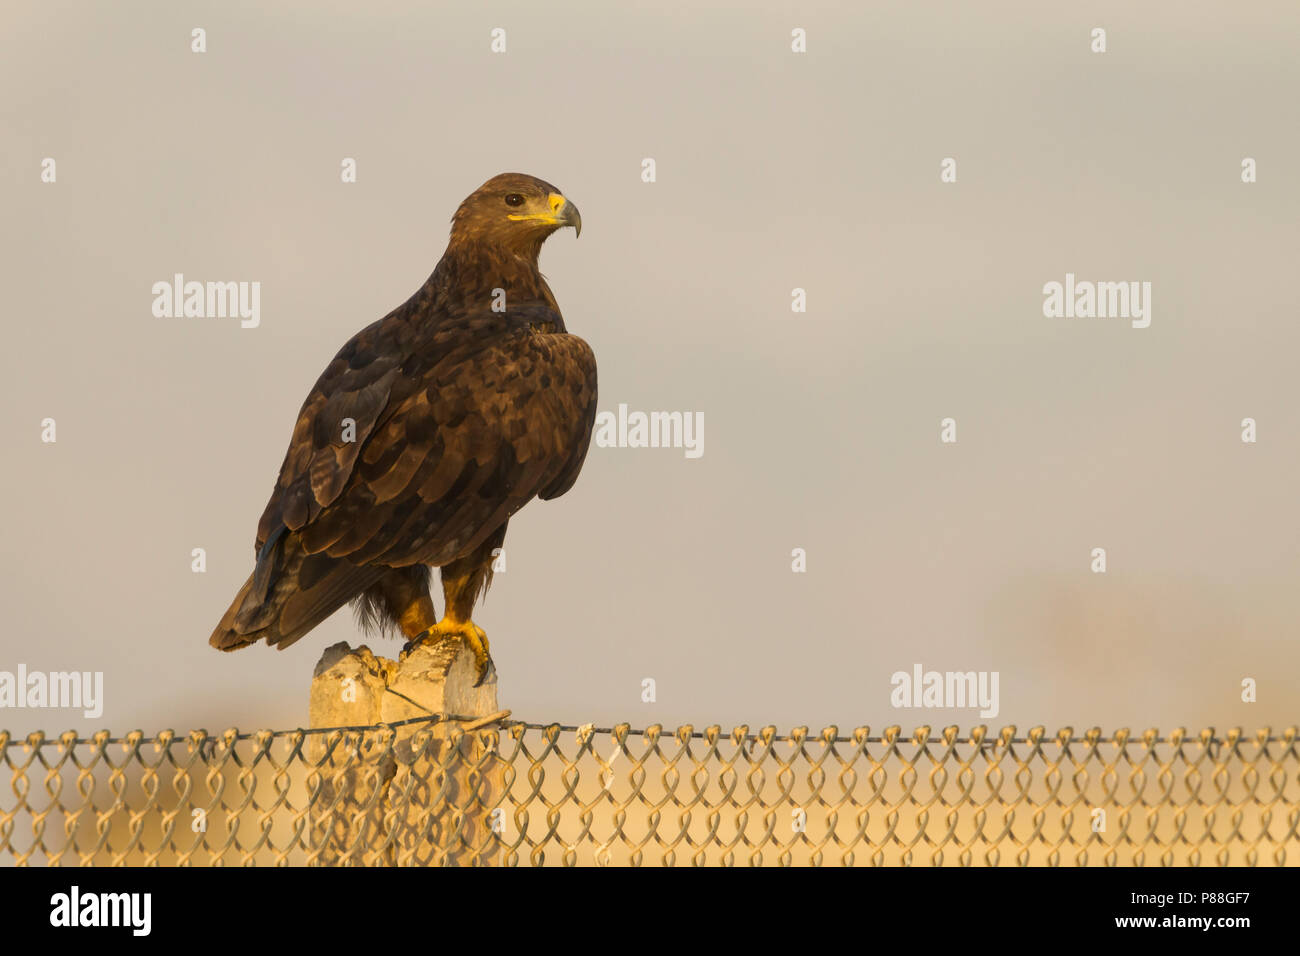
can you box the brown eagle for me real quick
[208,173,596,685]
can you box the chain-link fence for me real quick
[2,719,1297,866]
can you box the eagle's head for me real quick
[449,173,582,255]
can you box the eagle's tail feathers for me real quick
[208,533,385,652]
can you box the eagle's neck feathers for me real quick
[422,240,559,316]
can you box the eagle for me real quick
[208,173,596,685]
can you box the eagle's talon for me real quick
[472,656,496,688]
[406,617,494,685]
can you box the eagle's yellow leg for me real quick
[397,594,438,639]
[406,534,504,686]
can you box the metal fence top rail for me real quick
[0,717,1295,749]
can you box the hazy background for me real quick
[2,1,1297,737]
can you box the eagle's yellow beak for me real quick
[508,192,581,237]
[555,194,582,237]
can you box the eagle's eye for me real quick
[504,193,525,207]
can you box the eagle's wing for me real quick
[259,305,597,570]
[254,309,428,551]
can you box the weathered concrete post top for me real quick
[310,640,498,728]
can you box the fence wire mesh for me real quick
[1,719,1297,866]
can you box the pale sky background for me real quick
[1,1,1297,737]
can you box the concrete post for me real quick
[307,639,505,866]
[382,642,502,866]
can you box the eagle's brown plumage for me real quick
[208,173,597,683]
